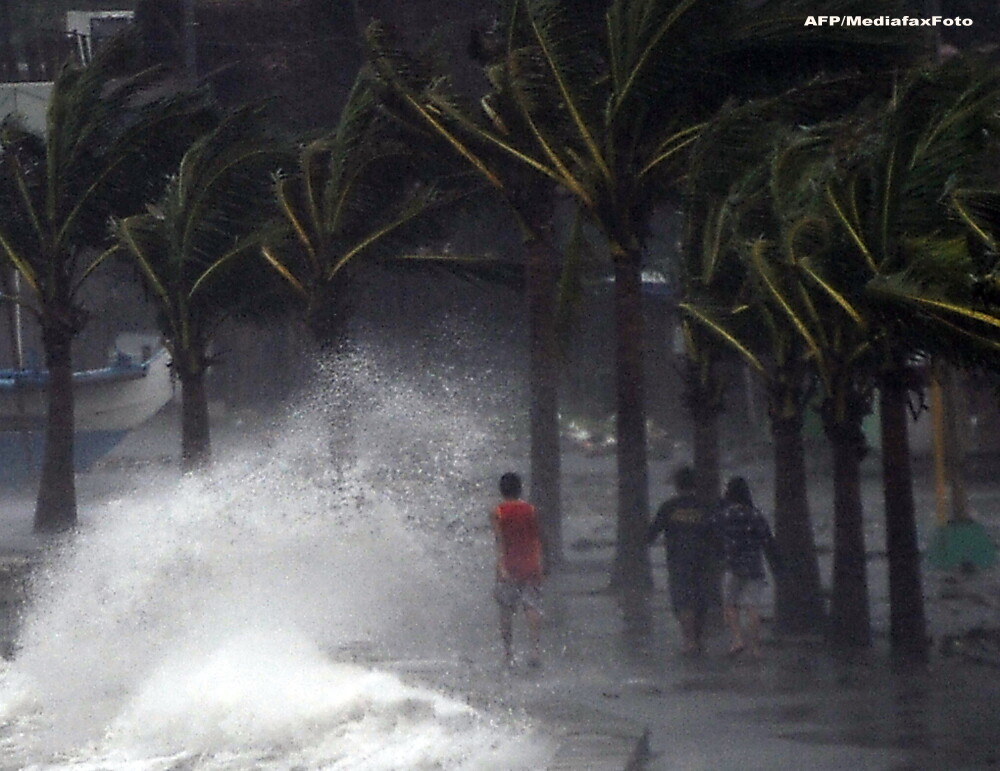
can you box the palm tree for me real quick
[260,75,458,348]
[767,128,885,649]
[116,104,289,470]
[372,0,921,634]
[822,58,1000,652]
[371,0,717,624]
[681,116,830,635]
[0,35,213,531]
[750,153,876,647]
[368,15,594,572]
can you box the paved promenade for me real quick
[1,412,999,769]
[480,446,1000,770]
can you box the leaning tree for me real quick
[0,35,213,531]
[821,57,1000,652]
[680,109,833,636]
[260,75,461,350]
[116,103,290,470]
[372,0,920,636]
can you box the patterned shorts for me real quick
[723,573,766,607]
[494,579,542,612]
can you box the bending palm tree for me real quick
[681,117,829,635]
[823,58,1000,651]
[261,76,457,348]
[0,35,212,531]
[116,104,289,469]
[373,0,738,612]
[373,0,917,634]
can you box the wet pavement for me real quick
[476,446,1000,770]
[524,555,1000,771]
[374,530,1000,770]
[1,412,1000,770]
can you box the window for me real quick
[65,10,135,63]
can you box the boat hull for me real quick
[0,429,130,480]
[0,346,174,480]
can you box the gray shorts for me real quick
[723,573,766,607]
[494,579,542,612]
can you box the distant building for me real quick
[0,82,52,133]
[1,6,134,84]
[66,9,135,63]
[1,8,134,134]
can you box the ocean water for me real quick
[0,348,554,770]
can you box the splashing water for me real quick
[0,346,554,769]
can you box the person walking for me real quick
[714,476,781,659]
[491,472,544,667]
[648,465,716,656]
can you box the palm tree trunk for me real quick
[687,363,722,506]
[178,343,211,471]
[34,322,77,533]
[823,391,872,648]
[689,375,723,613]
[771,409,825,634]
[610,243,652,633]
[880,364,929,660]
[306,270,355,353]
[526,232,562,568]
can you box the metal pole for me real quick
[930,365,948,525]
[12,272,23,370]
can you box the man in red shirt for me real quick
[492,472,543,667]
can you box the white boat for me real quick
[0,334,174,478]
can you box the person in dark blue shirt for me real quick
[713,476,781,658]
[648,466,716,656]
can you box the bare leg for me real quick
[745,603,762,657]
[724,603,745,654]
[499,606,514,665]
[525,606,543,666]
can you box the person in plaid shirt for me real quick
[713,476,781,659]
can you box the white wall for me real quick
[0,81,53,134]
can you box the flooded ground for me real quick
[0,402,999,769]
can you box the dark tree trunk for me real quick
[306,276,353,353]
[688,371,723,612]
[687,365,721,507]
[525,231,562,568]
[34,321,77,533]
[177,342,211,471]
[880,364,929,661]
[822,391,872,648]
[610,244,652,633]
[771,410,825,635]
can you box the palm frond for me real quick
[518,0,609,180]
[680,301,766,374]
[952,188,1000,255]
